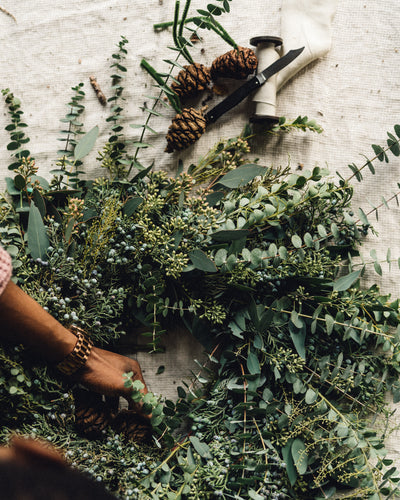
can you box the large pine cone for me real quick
[171,63,211,99]
[74,391,117,439]
[112,410,152,445]
[211,46,258,80]
[165,107,206,153]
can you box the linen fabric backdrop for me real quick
[1,0,400,461]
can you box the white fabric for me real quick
[277,0,338,90]
[1,0,400,459]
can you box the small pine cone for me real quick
[171,63,211,99]
[211,46,258,80]
[112,410,152,444]
[165,107,206,153]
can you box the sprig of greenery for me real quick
[270,115,324,135]
[1,88,32,171]
[51,82,86,189]
[98,36,135,179]
[345,125,400,182]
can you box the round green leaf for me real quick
[291,234,302,248]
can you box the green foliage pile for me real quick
[1,2,400,498]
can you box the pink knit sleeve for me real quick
[0,246,12,297]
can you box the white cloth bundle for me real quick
[252,0,338,117]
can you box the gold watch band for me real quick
[56,325,94,376]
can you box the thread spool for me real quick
[249,36,282,125]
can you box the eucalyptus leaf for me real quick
[27,201,49,259]
[74,125,99,161]
[218,164,267,188]
[189,249,217,273]
[189,436,212,459]
[291,234,302,248]
[291,438,308,475]
[211,229,249,241]
[247,351,260,375]
[123,196,143,216]
[305,388,317,404]
[282,440,297,486]
[289,321,306,360]
[333,269,361,291]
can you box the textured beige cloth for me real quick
[0,0,400,457]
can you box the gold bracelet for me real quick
[56,325,94,376]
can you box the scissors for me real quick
[204,46,304,125]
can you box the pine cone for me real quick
[112,410,152,445]
[74,390,117,439]
[171,63,211,99]
[165,107,206,153]
[211,46,258,80]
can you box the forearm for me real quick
[0,281,77,363]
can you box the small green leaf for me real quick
[374,260,382,276]
[333,269,361,292]
[32,188,46,219]
[305,388,317,404]
[282,440,297,486]
[14,174,25,190]
[290,310,304,329]
[317,224,327,238]
[358,207,369,225]
[303,233,314,248]
[291,438,307,475]
[189,436,212,459]
[248,490,265,500]
[289,322,306,360]
[214,248,227,266]
[218,164,267,188]
[156,365,165,375]
[331,222,339,239]
[74,125,99,161]
[291,234,302,248]
[247,351,260,375]
[371,144,388,162]
[278,245,288,259]
[189,249,217,273]
[211,229,249,241]
[27,202,49,259]
[6,177,21,195]
[123,196,143,216]
[325,314,335,335]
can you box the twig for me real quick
[0,6,16,22]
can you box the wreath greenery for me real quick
[1,2,400,499]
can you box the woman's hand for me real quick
[0,281,149,412]
[73,347,148,410]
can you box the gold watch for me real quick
[56,325,94,376]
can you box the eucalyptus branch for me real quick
[345,125,400,182]
[271,307,394,341]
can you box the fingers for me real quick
[75,347,149,402]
